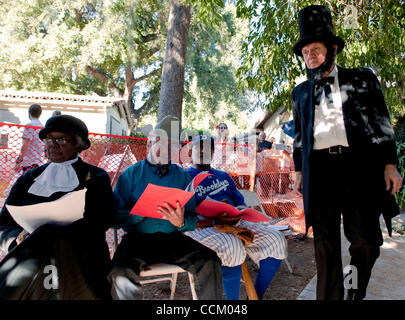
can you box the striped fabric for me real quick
[185,220,287,267]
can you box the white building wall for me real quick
[262,109,294,145]
[0,107,28,125]
[67,111,107,135]
[107,107,128,136]
[0,107,108,134]
[0,91,130,136]
[119,118,129,136]
[0,106,129,136]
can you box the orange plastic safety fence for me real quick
[0,123,305,260]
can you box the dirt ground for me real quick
[142,233,316,300]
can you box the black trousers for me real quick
[109,231,223,300]
[0,224,112,300]
[309,148,384,300]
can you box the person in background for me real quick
[278,139,286,150]
[0,115,115,299]
[285,143,293,154]
[108,116,223,300]
[258,131,272,152]
[52,110,62,117]
[186,135,287,300]
[257,133,276,198]
[212,122,235,173]
[15,104,44,173]
[216,122,229,143]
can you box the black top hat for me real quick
[293,5,344,56]
[39,115,91,150]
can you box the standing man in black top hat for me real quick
[291,5,403,300]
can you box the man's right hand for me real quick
[214,212,241,226]
[293,171,303,194]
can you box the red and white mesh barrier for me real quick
[0,123,305,260]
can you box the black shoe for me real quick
[345,289,364,301]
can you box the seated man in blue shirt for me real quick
[108,116,223,300]
[185,135,288,300]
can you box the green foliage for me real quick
[0,0,164,97]
[187,0,225,27]
[236,0,405,122]
[130,131,147,139]
[181,126,207,140]
[183,3,251,133]
[0,0,252,132]
[395,141,405,208]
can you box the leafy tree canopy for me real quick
[236,0,404,126]
[0,0,253,134]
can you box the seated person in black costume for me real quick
[0,115,115,300]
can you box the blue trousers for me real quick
[221,257,281,300]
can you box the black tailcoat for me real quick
[292,65,400,235]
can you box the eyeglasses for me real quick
[218,126,227,130]
[42,137,72,146]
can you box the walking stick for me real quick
[214,224,259,300]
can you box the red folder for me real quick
[130,183,194,219]
[196,199,271,223]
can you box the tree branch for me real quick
[74,8,83,23]
[139,33,159,43]
[142,46,160,60]
[126,67,161,91]
[130,83,161,119]
[108,82,124,97]
[126,67,161,116]
[86,66,124,97]
[86,66,107,83]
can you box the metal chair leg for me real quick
[188,272,198,300]
[284,258,293,274]
[170,272,178,300]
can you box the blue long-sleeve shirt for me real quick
[186,167,246,208]
[113,160,198,234]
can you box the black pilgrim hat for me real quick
[293,5,345,56]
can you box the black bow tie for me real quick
[314,76,335,107]
[316,76,334,87]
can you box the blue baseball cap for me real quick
[191,135,215,147]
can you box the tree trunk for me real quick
[157,0,191,124]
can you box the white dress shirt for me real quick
[313,66,349,150]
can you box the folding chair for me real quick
[238,189,267,218]
[139,262,198,300]
[238,189,293,274]
[105,152,198,300]
[109,228,198,300]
